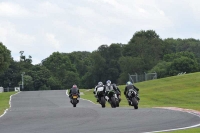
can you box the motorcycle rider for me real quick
[113,83,121,102]
[93,81,105,102]
[113,83,121,94]
[68,84,80,103]
[104,80,118,101]
[124,81,140,105]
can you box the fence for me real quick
[177,72,186,75]
[3,87,15,92]
[129,72,157,83]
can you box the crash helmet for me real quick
[106,80,111,86]
[98,82,103,86]
[126,81,132,85]
[72,84,77,88]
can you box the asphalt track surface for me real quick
[0,90,200,133]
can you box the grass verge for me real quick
[0,92,17,116]
[162,127,200,133]
[80,72,200,132]
[81,72,200,111]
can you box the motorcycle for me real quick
[107,89,118,108]
[71,93,79,107]
[127,89,139,109]
[97,91,106,108]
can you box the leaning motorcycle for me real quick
[97,90,106,108]
[71,93,79,107]
[127,89,139,109]
[107,89,118,108]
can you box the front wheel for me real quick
[111,97,116,108]
[131,97,138,109]
[116,99,119,107]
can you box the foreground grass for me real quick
[162,127,200,133]
[0,92,17,115]
[81,73,200,132]
[81,72,200,110]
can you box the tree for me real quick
[118,56,144,84]
[97,45,109,59]
[169,57,199,75]
[28,65,51,90]
[67,51,91,78]
[0,42,12,74]
[47,76,62,90]
[81,71,94,89]
[123,30,163,71]
[108,43,123,60]
[42,52,77,88]
[119,56,144,74]
[23,75,34,91]
[90,51,107,83]
[149,61,171,78]
[63,71,80,89]
[164,51,197,62]
[128,30,160,44]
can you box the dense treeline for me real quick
[0,30,200,90]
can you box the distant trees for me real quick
[0,30,200,90]
[0,42,12,74]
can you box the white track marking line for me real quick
[0,91,21,118]
[143,108,200,133]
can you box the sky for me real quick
[1,0,200,64]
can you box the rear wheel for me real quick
[100,97,106,108]
[73,99,77,107]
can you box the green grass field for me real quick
[80,72,200,133]
[81,72,200,111]
[162,128,200,133]
[0,92,17,115]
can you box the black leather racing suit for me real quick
[69,87,80,100]
[124,84,140,100]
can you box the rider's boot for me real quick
[128,100,131,106]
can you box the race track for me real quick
[0,90,200,133]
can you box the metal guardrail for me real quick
[177,72,186,75]
[129,72,157,83]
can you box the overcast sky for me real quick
[1,0,200,64]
